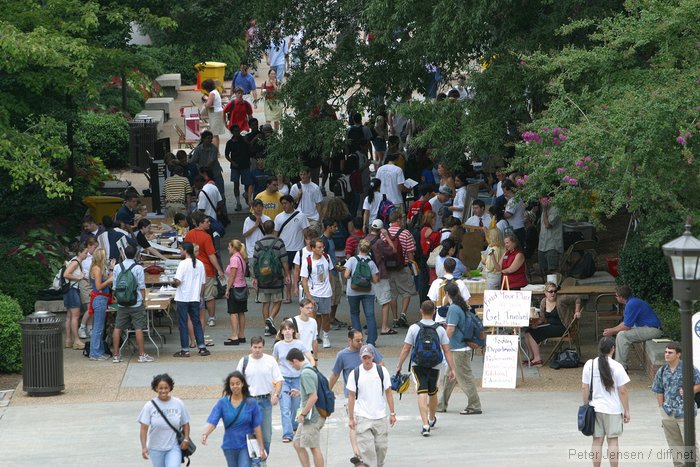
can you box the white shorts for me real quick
[374,279,392,305]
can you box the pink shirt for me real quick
[226,252,247,287]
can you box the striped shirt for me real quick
[164,175,191,204]
[388,224,416,262]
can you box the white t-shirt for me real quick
[376,164,405,205]
[236,354,283,397]
[439,228,451,243]
[466,213,492,228]
[344,254,379,297]
[496,180,504,197]
[427,275,471,324]
[299,254,333,298]
[452,186,467,220]
[428,196,446,229]
[174,258,206,302]
[362,194,383,226]
[210,90,223,113]
[293,315,318,352]
[496,219,510,237]
[290,182,323,221]
[137,397,191,451]
[505,198,525,229]
[404,319,449,369]
[581,357,630,415]
[198,182,222,219]
[346,363,391,420]
[243,214,271,256]
[274,210,309,252]
[294,247,314,296]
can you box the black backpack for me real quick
[352,364,385,399]
[410,322,443,368]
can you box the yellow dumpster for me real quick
[195,61,227,95]
[83,196,124,222]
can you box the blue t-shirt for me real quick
[273,340,308,377]
[623,297,661,329]
[232,71,257,94]
[206,396,261,450]
[331,346,384,396]
[445,304,467,350]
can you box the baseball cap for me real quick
[359,345,374,358]
[439,186,454,197]
[371,219,384,230]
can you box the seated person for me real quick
[523,281,581,365]
[603,284,662,369]
[173,213,190,237]
[435,238,467,279]
[134,218,167,260]
[134,204,149,225]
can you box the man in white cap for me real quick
[347,344,395,467]
[364,219,397,337]
[428,186,453,230]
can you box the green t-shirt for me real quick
[300,363,319,422]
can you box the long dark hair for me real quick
[367,178,381,203]
[223,371,251,398]
[181,242,196,268]
[445,282,469,312]
[439,238,456,258]
[597,336,616,392]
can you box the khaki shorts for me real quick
[594,412,623,438]
[374,279,392,305]
[258,290,283,304]
[330,273,342,306]
[203,277,218,301]
[294,415,326,448]
[115,305,147,331]
[389,267,416,297]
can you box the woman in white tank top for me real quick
[202,79,225,149]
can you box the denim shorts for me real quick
[63,287,81,309]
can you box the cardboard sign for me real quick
[482,334,519,389]
[482,289,532,327]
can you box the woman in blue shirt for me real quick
[202,371,266,467]
[435,238,467,279]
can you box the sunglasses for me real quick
[546,290,558,293]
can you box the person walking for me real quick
[236,337,283,466]
[300,238,335,348]
[651,341,700,467]
[225,239,249,346]
[581,337,631,467]
[396,300,455,437]
[343,240,380,345]
[172,242,210,357]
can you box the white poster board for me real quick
[184,107,201,140]
[693,312,700,371]
[482,290,532,327]
[482,334,519,389]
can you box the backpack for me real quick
[407,201,427,232]
[435,278,454,318]
[461,308,485,349]
[305,253,332,291]
[346,125,366,154]
[254,241,283,287]
[350,256,373,292]
[384,229,406,270]
[302,366,335,417]
[114,262,139,307]
[333,175,353,204]
[352,364,385,399]
[410,322,443,368]
[51,259,77,294]
[376,194,396,226]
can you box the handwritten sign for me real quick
[482,290,532,327]
[482,334,519,389]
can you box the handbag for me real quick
[233,286,249,301]
[426,245,442,268]
[150,400,196,466]
[215,276,227,299]
[577,359,596,436]
[550,348,580,369]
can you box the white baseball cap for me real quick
[371,219,384,230]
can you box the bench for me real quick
[632,340,667,380]
[145,97,175,121]
[155,74,181,98]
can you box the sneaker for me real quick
[322,333,331,349]
[397,313,409,328]
[235,203,242,211]
[266,318,277,336]
[89,354,110,361]
[198,348,211,356]
[264,329,272,337]
[207,317,216,327]
[138,354,155,363]
[78,326,87,339]
[429,417,437,428]
[421,427,430,437]
[112,355,123,363]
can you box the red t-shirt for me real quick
[420,227,441,256]
[345,230,364,258]
[407,199,432,221]
[501,249,528,289]
[223,99,253,131]
[184,228,216,277]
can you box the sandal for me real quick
[224,338,240,346]
[189,343,196,349]
[530,360,543,366]
[198,348,211,356]
[460,408,482,415]
[282,437,293,443]
[380,329,397,335]
[205,340,215,347]
[173,351,191,358]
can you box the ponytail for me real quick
[597,336,615,392]
[367,178,381,203]
[181,242,196,268]
[445,282,469,312]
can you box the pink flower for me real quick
[584,156,592,162]
[552,137,561,145]
[677,136,687,145]
[552,128,559,136]
[540,196,550,205]
[563,175,571,183]
[583,166,589,171]
[559,134,567,141]
[523,175,529,180]
[685,131,692,138]
[515,177,525,186]
[568,178,578,185]
[521,131,543,143]
[541,127,549,132]
[556,167,566,174]
[575,160,583,167]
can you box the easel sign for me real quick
[482,334,519,388]
[482,290,532,327]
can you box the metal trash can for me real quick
[21,311,64,396]
[129,115,158,172]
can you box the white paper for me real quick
[482,290,531,327]
[246,434,260,459]
[482,334,519,389]
[403,178,419,189]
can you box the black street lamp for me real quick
[662,221,700,467]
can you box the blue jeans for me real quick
[223,447,251,467]
[252,397,272,465]
[148,445,181,467]
[348,295,377,345]
[89,295,108,358]
[280,376,300,439]
[177,301,205,351]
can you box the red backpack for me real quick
[384,228,406,270]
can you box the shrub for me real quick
[617,235,672,304]
[0,293,23,373]
[652,300,700,342]
[75,111,130,168]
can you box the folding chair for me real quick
[543,318,581,365]
[595,293,623,340]
[174,125,197,149]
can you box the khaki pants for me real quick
[437,350,481,412]
[356,415,389,467]
[661,409,698,467]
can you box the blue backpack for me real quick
[376,194,396,225]
[462,309,485,349]
[411,322,443,368]
[303,366,335,417]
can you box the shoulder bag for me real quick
[151,400,196,465]
[577,359,596,436]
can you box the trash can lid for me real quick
[21,311,62,324]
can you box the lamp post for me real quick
[662,221,700,467]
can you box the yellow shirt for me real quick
[255,191,283,220]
